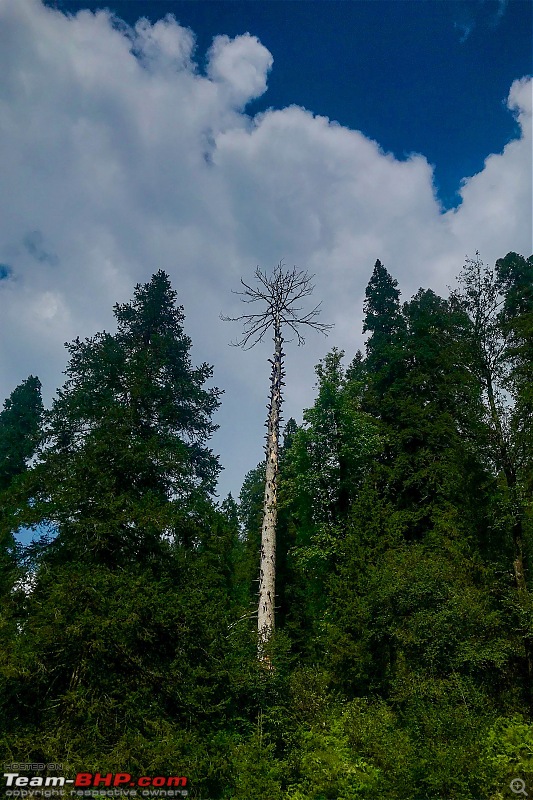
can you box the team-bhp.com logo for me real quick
[77,775,186,789]
[4,772,188,796]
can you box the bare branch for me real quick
[222,263,333,659]
[221,261,333,349]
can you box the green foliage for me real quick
[1,254,532,800]
[284,349,379,534]
[25,271,222,566]
[0,540,236,759]
[0,376,43,639]
[0,375,43,491]
[363,279,491,546]
[274,351,379,657]
[230,732,283,800]
[483,715,533,797]
[0,273,234,791]
[362,259,406,418]
[497,252,533,492]
[285,717,382,800]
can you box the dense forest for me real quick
[0,252,532,800]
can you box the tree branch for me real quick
[221,262,333,349]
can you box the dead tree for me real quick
[222,263,332,661]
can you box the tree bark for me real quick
[222,264,331,662]
[258,319,283,661]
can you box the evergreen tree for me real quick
[394,288,488,539]
[0,274,238,782]
[328,266,492,680]
[494,252,533,685]
[0,375,43,491]
[325,268,525,797]
[363,260,403,342]
[361,262,488,542]
[30,270,221,565]
[280,350,379,657]
[0,376,43,615]
[362,259,406,419]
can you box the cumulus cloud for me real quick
[133,14,196,71]
[508,76,532,122]
[0,0,531,495]
[207,33,273,107]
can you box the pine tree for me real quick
[362,262,487,542]
[31,270,221,564]
[280,350,379,658]
[326,272,522,793]
[0,376,43,606]
[0,273,239,778]
[362,260,406,420]
[0,376,43,491]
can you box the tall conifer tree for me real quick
[0,274,237,778]
[33,271,221,563]
[0,376,43,492]
[0,376,43,602]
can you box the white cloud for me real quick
[508,75,532,123]
[133,14,196,72]
[443,76,532,269]
[0,0,531,496]
[207,32,273,107]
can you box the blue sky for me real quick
[1,0,532,515]
[50,0,532,208]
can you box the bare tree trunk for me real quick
[258,319,283,660]
[222,263,332,662]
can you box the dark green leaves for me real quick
[0,375,42,492]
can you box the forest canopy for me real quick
[0,253,532,800]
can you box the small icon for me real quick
[510,778,528,796]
